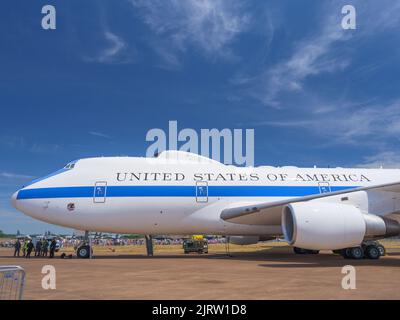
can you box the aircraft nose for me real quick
[11,191,19,209]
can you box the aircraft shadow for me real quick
[1,247,399,268]
[80,247,400,268]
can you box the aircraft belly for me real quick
[17,196,280,235]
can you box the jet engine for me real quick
[282,202,400,250]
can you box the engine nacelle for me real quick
[282,202,400,250]
[229,236,259,245]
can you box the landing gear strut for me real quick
[145,235,154,256]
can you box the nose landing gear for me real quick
[76,231,93,259]
[77,245,91,259]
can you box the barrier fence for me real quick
[0,266,25,300]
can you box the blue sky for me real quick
[1,0,400,234]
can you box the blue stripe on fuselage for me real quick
[16,185,358,200]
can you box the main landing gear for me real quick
[294,240,385,260]
[335,241,385,260]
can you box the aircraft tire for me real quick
[341,248,352,259]
[77,245,91,259]
[365,245,381,260]
[349,247,364,259]
[377,245,386,256]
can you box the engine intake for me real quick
[282,202,400,250]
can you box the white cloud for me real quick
[232,1,400,161]
[86,31,132,64]
[361,1,400,31]
[89,131,111,139]
[234,1,400,108]
[29,143,60,154]
[130,0,250,64]
[258,100,400,146]
[246,16,350,107]
[0,135,25,149]
[357,151,400,169]
[0,172,35,180]
[0,135,61,154]
[101,31,127,62]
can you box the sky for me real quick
[1,0,400,234]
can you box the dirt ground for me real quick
[1,241,399,300]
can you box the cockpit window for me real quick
[64,162,76,169]
[25,160,79,187]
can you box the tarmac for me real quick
[0,243,399,300]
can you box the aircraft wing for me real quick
[220,181,400,225]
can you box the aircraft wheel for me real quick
[365,245,381,260]
[77,245,91,259]
[377,245,386,256]
[341,248,353,259]
[349,247,364,259]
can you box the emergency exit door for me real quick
[196,181,208,203]
[94,181,107,203]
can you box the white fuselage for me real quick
[11,152,400,236]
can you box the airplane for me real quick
[11,150,400,259]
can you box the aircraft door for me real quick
[94,181,107,203]
[196,181,208,203]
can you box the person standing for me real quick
[42,239,48,257]
[35,240,42,257]
[13,239,21,257]
[26,240,34,258]
[22,240,28,257]
[49,239,57,258]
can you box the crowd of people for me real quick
[13,239,58,258]
[3,236,228,258]
[57,237,226,247]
